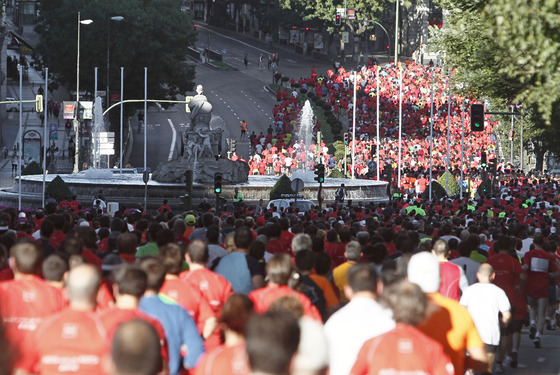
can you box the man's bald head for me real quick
[477,263,494,283]
[66,264,100,306]
[111,319,162,375]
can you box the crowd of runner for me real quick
[246,61,499,190]
[0,170,556,374]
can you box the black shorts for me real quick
[485,344,498,354]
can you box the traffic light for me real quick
[344,133,349,145]
[335,15,341,26]
[314,164,325,183]
[470,104,485,132]
[231,139,237,153]
[35,95,43,112]
[489,158,497,172]
[214,172,222,194]
[481,151,487,169]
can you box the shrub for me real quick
[329,169,345,178]
[22,161,43,176]
[46,175,73,203]
[322,103,332,111]
[437,171,460,197]
[421,181,447,200]
[270,174,295,200]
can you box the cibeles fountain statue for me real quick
[152,85,249,184]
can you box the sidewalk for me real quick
[0,31,75,187]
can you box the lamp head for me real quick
[80,19,93,25]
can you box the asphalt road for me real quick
[128,25,335,170]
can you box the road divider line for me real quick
[167,119,176,161]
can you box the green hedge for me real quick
[270,174,295,200]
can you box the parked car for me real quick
[5,96,34,112]
[267,198,315,212]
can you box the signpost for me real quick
[97,131,115,167]
[291,178,304,210]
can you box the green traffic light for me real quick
[319,178,324,183]
[215,188,221,194]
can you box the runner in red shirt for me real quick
[351,281,454,375]
[194,294,253,375]
[249,254,321,321]
[30,264,108,375]
[98,264,169,367]
[522,233,559,347]
[180,240,234,350]
[157,199,172,215]
[159,244,217,340]
[0,242,66,372]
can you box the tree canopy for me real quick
[35,0,197,110]
[430,0,560,125]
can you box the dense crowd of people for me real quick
[0,170,556,374]
[246,61,499,190]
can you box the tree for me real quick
[35,0,197,117]
[430,0,560,125]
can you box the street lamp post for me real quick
[74,12,93,173]
[107,16,124,108]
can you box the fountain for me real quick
[91,96,106,169]
[0,88,388,209]
[290,100,318,183]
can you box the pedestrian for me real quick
[11,154,17,176]
[267,54,272,70]
[259,54,264,70]
[243,53,248,69]
[335,183,346,204]
[138,111,144,133]
[240,120,247,139]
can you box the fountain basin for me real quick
[0,174,388,209]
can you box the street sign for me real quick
[99,149,115,155]
[291,178,304,193]
[81,101,93,120]
[347,9,355,20]
[63,102,77,120]
[99,132,115,143]
[143,171,150,184]
[49,123,58,140]
[336,8,345,17]
[342,32,349,43]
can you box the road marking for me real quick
[198,25,274,55]
[167,119,176,161]
[286,59,297,64]
[537,357,546,363]
[154,124,161,127]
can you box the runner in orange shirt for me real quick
[240,120,247,139]
[408,252,488,375]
